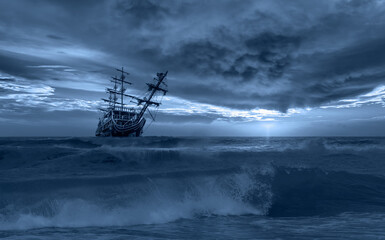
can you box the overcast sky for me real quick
[0,0,384,136]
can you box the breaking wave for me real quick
[1,137,385,230]
[0,167,271,230]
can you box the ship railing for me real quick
[114,106,136,112]
[114,114,137,121]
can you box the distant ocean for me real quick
[1,137,385,239]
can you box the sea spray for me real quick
[1,137,385,239]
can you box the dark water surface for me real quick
[0,137,385,239]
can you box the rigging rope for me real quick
[143,92,164,132]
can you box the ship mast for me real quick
[116,67,130,107]
[126,71,168,121]
[102,67,131,110]
[101,68,168,123]
[138,71,168,120]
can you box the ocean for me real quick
[0,137,385,239]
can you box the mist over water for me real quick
[1,137,385,239]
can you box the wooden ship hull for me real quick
[96,68,167,137]
[95,112,146,137]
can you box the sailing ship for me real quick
[95,67,168,137]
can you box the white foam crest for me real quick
[0,169,270,230]
[323,143,385,152]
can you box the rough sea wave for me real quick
[1,137,385,239]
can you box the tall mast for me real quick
[112,67,131,109]
[113,76,117,109]
[121,67,124,106]
[137,71,168,120]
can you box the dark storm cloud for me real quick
[0,0,385,116]
[46,34,66,41]
[0,77,15,82]
[0,52,45,80]
[115,0,170,28]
